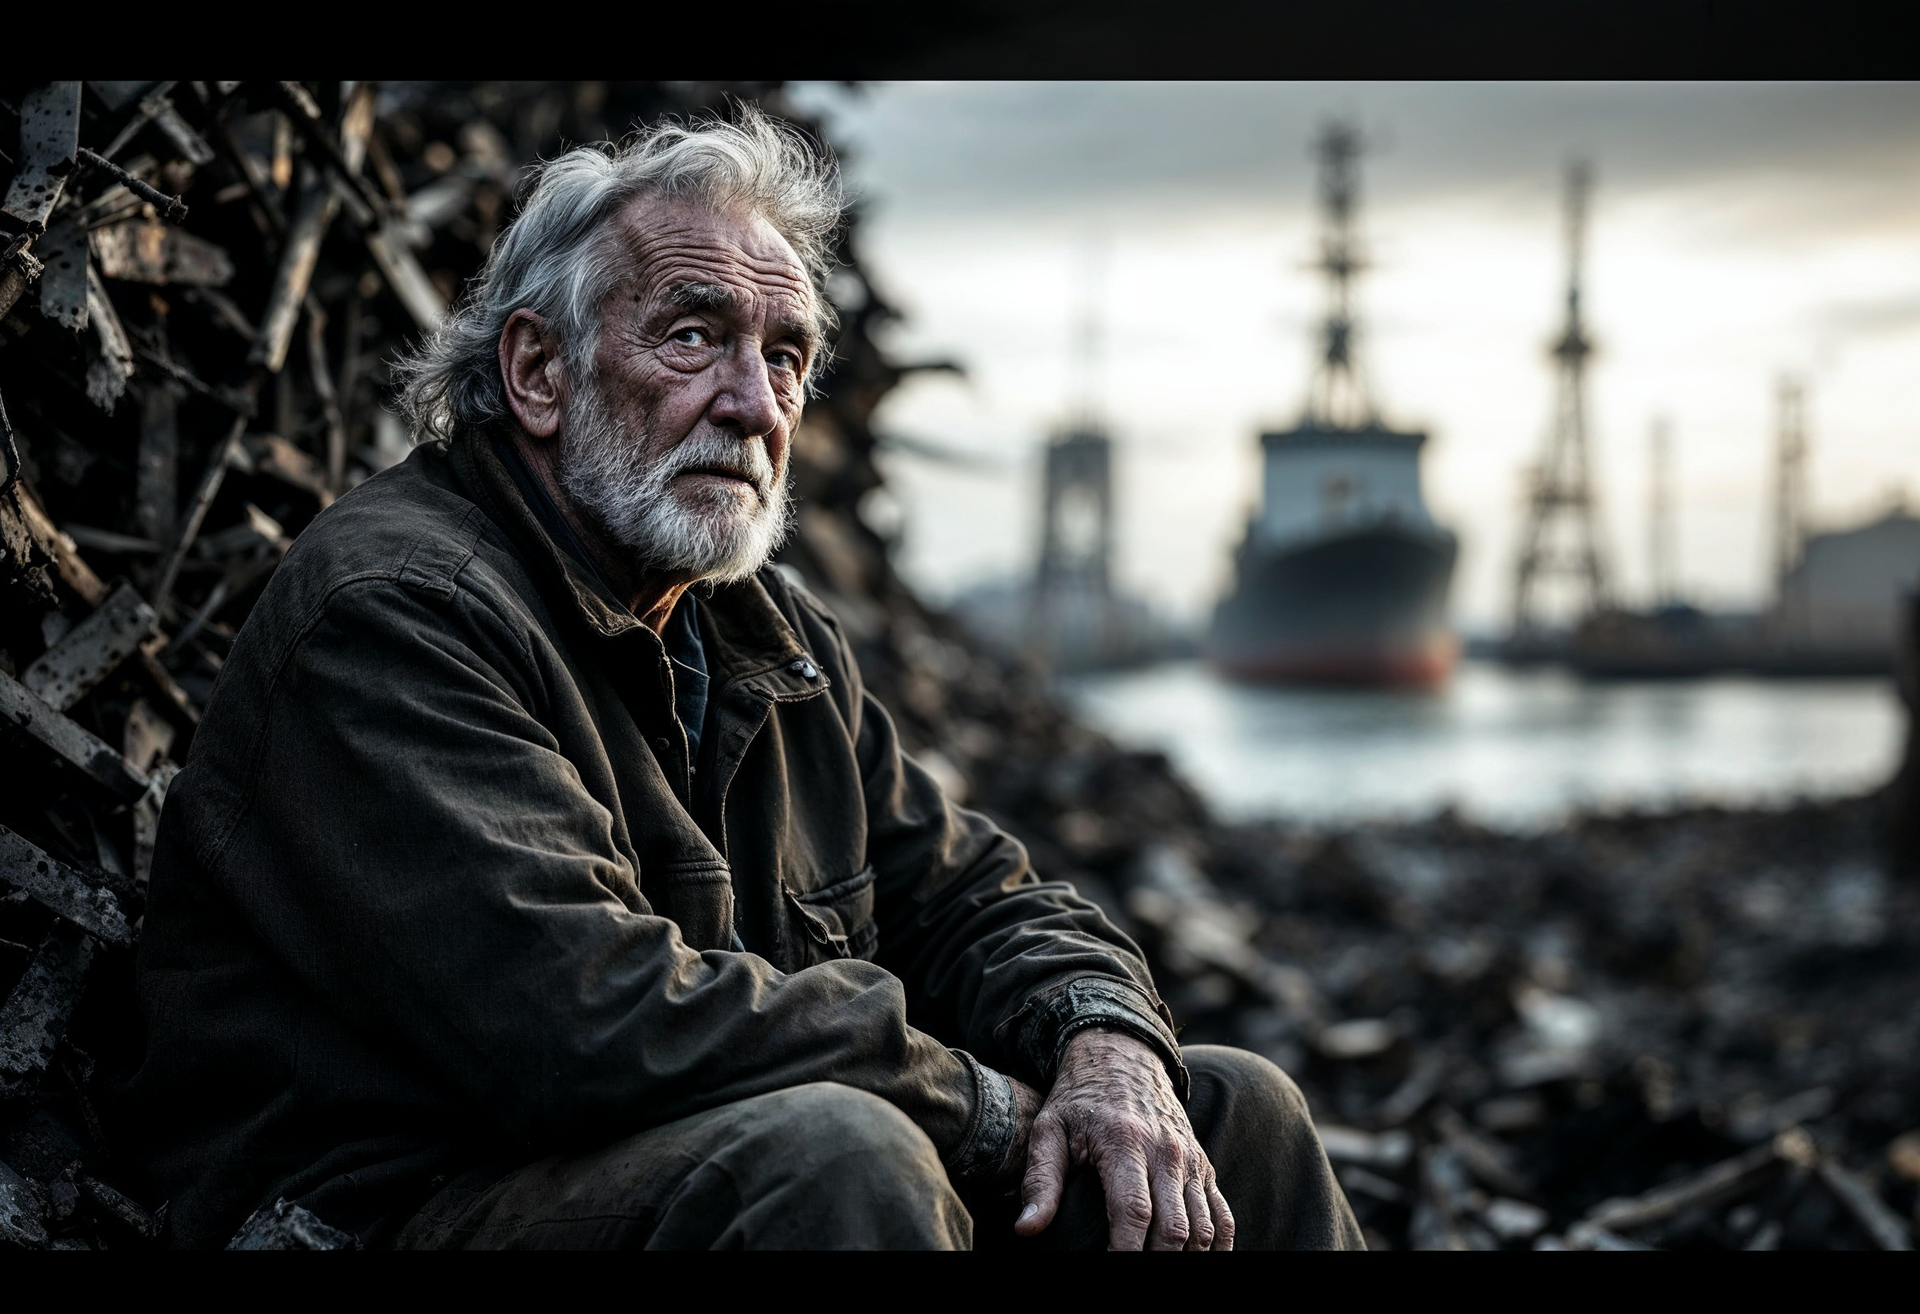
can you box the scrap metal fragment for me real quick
[209,117,287,238]
[1434,1105,1531,1198]
[1575,1134,1789,1235]
[276,82,384,220]
[92,219,233,287]
[23,580,157,710]
[136,381,180,547]
[86,81,156,113]
[1565,1224,1658,1250]
[79,1174,159,1240]
[305,298,349,491]
[1409,1144,1489,1250]
[0,1157,49,1249]
[1814,1158,1914,1251]
[132,87,216,167]
[0,488,59,608]
[1,84,83,234]
[227,1197,356,1250]
[60,525,158,555]
[0,924,96,1103]
[1318,1123,1414,1172]
[0,386,16,498]
[123,698,177,774]
[1374,1049,1448,1127]
[247,432,333,504]
[151,414,247,615]
[0,668,150,802]
[11,483,108,607]
[0,824,134,947]
[131,764,179,888]
[72,149,190,226]
[1334,1163,1406,1204]
[33,223,90,333]
[363,223,447,333]
[83,268,136,413]
[0,238,44,321]
[1482,1197,1549,1241]
[252,171,339,373]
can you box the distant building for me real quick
[1775,511,1920,653]
[950,426,1186,674]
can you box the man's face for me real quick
[555,194,820,582]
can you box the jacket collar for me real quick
[449,435,824,700]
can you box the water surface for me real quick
[1061,659,1904,827]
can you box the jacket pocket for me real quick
[786,865,879,962]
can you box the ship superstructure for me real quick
[1210,123,1459,687]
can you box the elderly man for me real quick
[127,110,1360,1251]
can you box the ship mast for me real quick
[1770,375,1810,640]
[1512,160,1611,641]
[1649,416,1676,608]
[1772,375,1808,596]
[1301,122,1378,432]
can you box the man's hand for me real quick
[1014,1029,1233,1250]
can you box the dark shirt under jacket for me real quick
[125,433,1183,1247]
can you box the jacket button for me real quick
[652,736,672,753]
[789,657,818,679]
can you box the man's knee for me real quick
[1182,1044,1324,1165]
[1185,1044,1309,1117]
[1181,1044,1365,1249]
[721,1082,969,1248]
[749,1082,947,1184]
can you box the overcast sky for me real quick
[790,82,1920,630]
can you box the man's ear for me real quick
[500,309,564,441]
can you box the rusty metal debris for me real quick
[226,1197,353,1251]
[4,79,1916,1252]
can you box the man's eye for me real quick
[670,327,710,347]
[769,349,801,372]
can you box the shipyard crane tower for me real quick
[1512,161,1611,645]
[1029,239,1118,666]
[1771,375,1810,636]
[1772,376,1809,593]
[1649,416,1677,608]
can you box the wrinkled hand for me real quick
[1015,1028,1233,1250]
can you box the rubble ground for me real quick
[3,80,1916,1251]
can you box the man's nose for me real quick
[708,343,782,439]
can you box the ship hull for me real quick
[1209,526,1459,689]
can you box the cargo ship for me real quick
[1209,124,1459,688]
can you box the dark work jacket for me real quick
[125,435,1182,1248]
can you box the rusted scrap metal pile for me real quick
[2,80,1915,1251]
[900,580,1920,1249]
[0,77,915,1250]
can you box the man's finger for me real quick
[1184,1176,1214,1251]
[1016,1111,1070,1237]
[1145,1143,1191,1250]
[1206,1175,1236,1251]
[1098,1143,1157,1250]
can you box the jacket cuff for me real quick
[944,1050,1018,1184]
[1012,976,1190,1101]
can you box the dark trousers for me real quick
[392,1045,1364,1250]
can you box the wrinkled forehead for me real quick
[610,194,821,332]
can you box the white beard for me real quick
[555,379,793,585]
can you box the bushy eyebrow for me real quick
[660,280,738,315]
[772,312,823,360]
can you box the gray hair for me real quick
[394,105,844,445]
